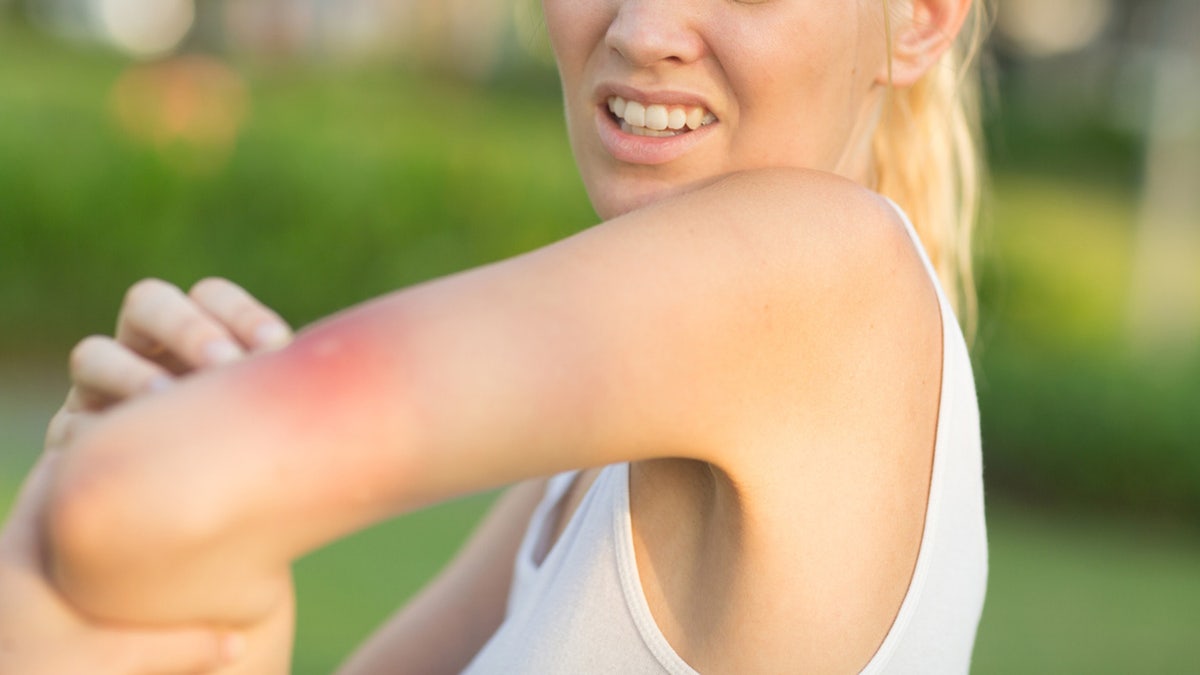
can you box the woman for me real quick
[2,0,989,671]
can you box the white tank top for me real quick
[463,203,988,673]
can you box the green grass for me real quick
[291,493,496,672]
[974,501,1200,674]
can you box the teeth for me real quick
[644,104,669,131]
[667,108,687,130]
[607,96,716,135]
[623,100,646,127]
[621,122,677,138]
[608,96,626,117]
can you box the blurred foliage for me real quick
[1,21,1197,525]
[975,173,1200,518]
[0,24,593,356]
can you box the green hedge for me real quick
[979,348,1200,516]
[973,174,1200,518]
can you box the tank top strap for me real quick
[881,196,952,313]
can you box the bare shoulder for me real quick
[602,167,933,341]
[720,168,927,288]
[642,167,915,259]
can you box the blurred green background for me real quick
[2,1,1198,672]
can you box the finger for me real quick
[116,279,245,369]
[44,401,103,456]
[70,335,173,406]
[97,628,244,675]
[189,277,292,352]
[44,406,79,453]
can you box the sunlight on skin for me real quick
[46,300,419,625]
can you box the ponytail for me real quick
[873,3,989,339]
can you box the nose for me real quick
[604,1,707,68]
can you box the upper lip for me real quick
[595,82,717,116]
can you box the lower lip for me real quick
[594,106,716,165]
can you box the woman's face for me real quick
[543,0,891,219]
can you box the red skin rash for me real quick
[104,297,429,564]
[225,297,432,534]
[248,304,402,435]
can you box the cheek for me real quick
[723,19,870,165]
[541,1,570,65]
[542,1,602,78]
[542,2,599,136]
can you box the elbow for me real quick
[44,427,225,621]
[44,455,127,613]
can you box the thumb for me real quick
[95,627,244,675]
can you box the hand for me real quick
[45,277,292,453]
[30,277,297,672]
[0,453,244,674]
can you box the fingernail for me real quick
[204,339,243,365]
[221,633,246,663]
[254,322,292,351]
[146,375,173,393]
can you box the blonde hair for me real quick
[874,1,990,338]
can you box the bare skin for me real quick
[25,0,975,672]
[46,169,942,673]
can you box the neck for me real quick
[832,90,887,190]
